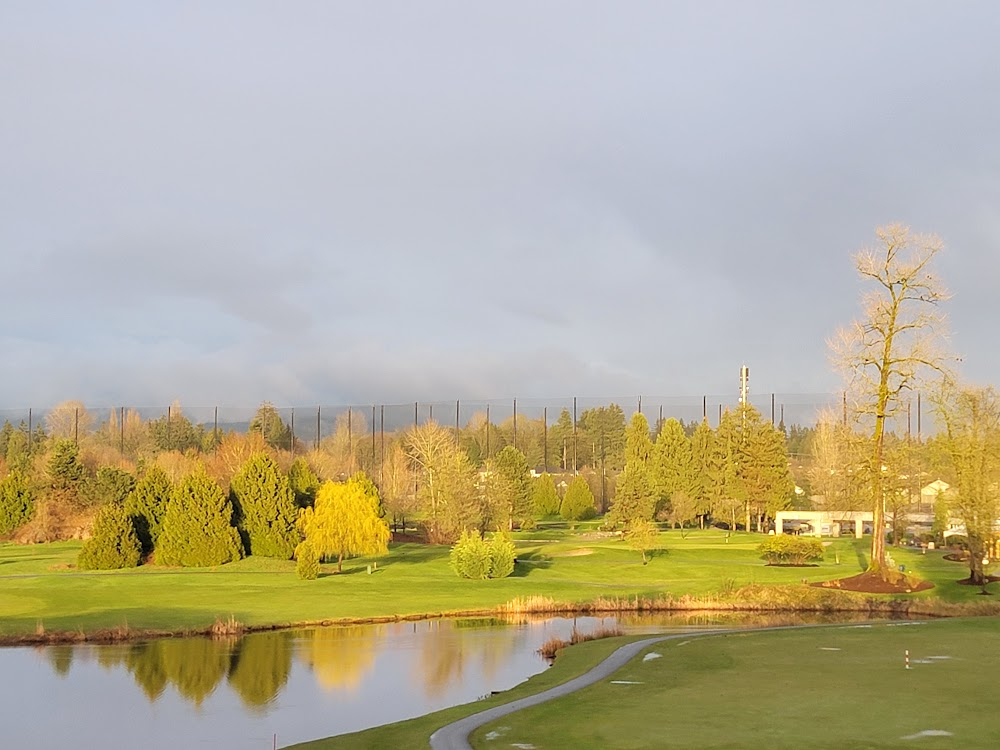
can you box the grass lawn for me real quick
[0,527,995,638]
[290,617,1000,750]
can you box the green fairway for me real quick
[0,528,995,639]
[289,618,1000,750]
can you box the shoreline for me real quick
[7,589,998,647]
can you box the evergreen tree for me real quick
[48,438,85,492]
[607,465,655,528]
[652,418,696,518]
[78,501,142,570]
[80,466,135,508]
[689,420,716,527]
[148,402,204,453]
[487,446,533,530]
[250,402,292,450]
[124,465,172,555]
[295,541,320,580]
[547,408,575,470]
[158,466,244,567]
[532,473,561,517]
[288,458,320,508]
[560,475,596,525]
[0,470,34,535]
[230,453,299,559]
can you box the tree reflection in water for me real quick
[300,625,382,692]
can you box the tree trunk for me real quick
[337,550,344,573]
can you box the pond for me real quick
[1,611,879,749]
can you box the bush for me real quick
[488,531,517,578]
[78,502,142,570]
[450,530,516,579]
[0,471,34,536]
[295,541,320,580]
[758,535,824,565]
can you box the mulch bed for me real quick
[812,571,935,594]
[957,575,1000,587]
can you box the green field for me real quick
[291,617,1000,750]
[0,526,995,639]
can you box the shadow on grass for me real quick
[855,547,868,571]
[509,556,553,578]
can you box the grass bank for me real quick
[288,617,1000,750]
[1,527,996,642]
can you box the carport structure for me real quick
[774,510,874,539]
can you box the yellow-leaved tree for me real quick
[298,475,390,573]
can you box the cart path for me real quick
[429,629,733,750]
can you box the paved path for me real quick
[429,629,732,750]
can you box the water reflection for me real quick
[7,612,895,750]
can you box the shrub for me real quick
[450,530,491,579]
[78,502,142,570]
[488,531,517,578]
[295,541,320,580]
[758,535,824,565]
[450,530,516,579]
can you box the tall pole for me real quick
[917,392,922,440]
[702,396,707,422]
[638,395,642,415]
[572,397,578,474]
[513,398,517,450]
[290,408,295,454]
[371,405,376,470]
[543,407,548,473]
[28,408,32,452]
[601,434,606,513]
[348,407,353,469]
[74,408,79,445]
[380,404,385,486]
[214,406,219,454]
[316,406,321,450]
[486,404,491,460]
[119,406,125,456]
[771,393,775,425]
[843,391,848,426]
[455,400,460,445]
[414,402,418,429]
[166,404,171,447]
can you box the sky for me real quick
[2,1,998,411]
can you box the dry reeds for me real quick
[538,624,625,660]
[210,615,245,637]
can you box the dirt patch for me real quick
[391,531,426,544]
[943,553,968,563]
[559,548,594,557]
[813,571,934,594]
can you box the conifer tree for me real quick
[651,418,696,518]
[560,475,596,525]
[230,453,299,559]
[689,420,716,528]
[78,501,142,570]
[125,465,172,555]
[0,470,34,535]
[532,473,561,517]
[158,466,243,567]
[288,458,320,508]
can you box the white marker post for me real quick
[905,650,910,669]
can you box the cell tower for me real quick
[739,364,749,406]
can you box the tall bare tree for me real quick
[830,224,951,578]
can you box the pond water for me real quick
[1,611,878,749]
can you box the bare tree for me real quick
[830,224,952,578]
[45,400,94,441]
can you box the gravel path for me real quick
[429,629,732,750]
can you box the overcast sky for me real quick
[2,1,998,410]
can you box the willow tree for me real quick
[298,479,390,572]
[830,224,951,578]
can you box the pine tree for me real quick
[689,420,715,528]
[560,475,596,525]
[230,453,299,559]
[652,418,696,518]
[0,470,34,535]
[158,466,244,567]
[607,465,655,527]
[487,446,533,530]
[125,465,173,555]
[78,501,142,570]
[288,458,320,508]
[532,473,561,517]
